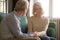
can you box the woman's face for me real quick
[33,4,43,16]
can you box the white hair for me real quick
[34,2,41,7]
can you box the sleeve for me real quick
[45,18,49,32]
[38,18,49,36]
[5,15,34,38]
[28,17,33,33]
[42,18,49,36]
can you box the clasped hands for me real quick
[33,31,46,37]
[33,31,40,37]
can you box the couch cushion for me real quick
[46,22,56,38]
[20,16,28,33]
[0,13,8,23]
[47,28,56,38]
[0,13,8,17]
[48,23,56,28]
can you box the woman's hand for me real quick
[36,31,46,36]
[33,31,46,37]
[33,31,41,40]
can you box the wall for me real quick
[7,0,18,13]
[7,0,13,13]
[12,0,18,11]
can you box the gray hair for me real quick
[33,2,42,7]
[14,0,29,11]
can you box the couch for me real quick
[0,12,56,40]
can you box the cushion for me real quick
[46,28,56,38]
[0,13,8,23]
[48,23,56,28]
[46,22,56,38]
[20,16,28,33]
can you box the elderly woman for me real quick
[0,0,40,40]
[28,2,56,40]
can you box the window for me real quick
[52,0,60,18]
[38,0,49,17]
[0,0,7,13]
[29,0,34,17]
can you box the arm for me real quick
[37,19,49,36]
[5,15,34,38]
[45,19,49,32]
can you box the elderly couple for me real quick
[0,0,56,40]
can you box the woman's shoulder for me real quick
[43,16,49,20]
[43,17,49,23]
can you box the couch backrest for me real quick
[0,13,8,22]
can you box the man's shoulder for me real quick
[6,12,15,19]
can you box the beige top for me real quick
[28,16,49,36]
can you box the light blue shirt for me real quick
[0,11,33,39]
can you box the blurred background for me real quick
[0,0,60,40]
